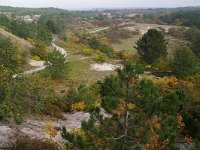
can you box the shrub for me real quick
[30,47,47,60]
[30,39,47,59]
[168,27,187,39]
[82,48,93,56]
[89,37,113,58]
[152,57,172,71]
[95,52,109,62]
[71,102,87,112]
[106,27,132,43]
[119,50,133,60]
[0,100,22,123]
[100,44,113,58]
[45,49,68,79]
[172,47,199,78]
[66,84,101,111]
[31,55,41,61]
[89,37,101,50]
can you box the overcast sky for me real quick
[0,0,200,9]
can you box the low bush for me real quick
[31,55,41,61]
[82,48,93,56]
[95,52,109,62]
[30,47,47,60]
[118,50,133,60]
[152,57,172,71]
[66,84,101,111]
[105,27,132,43]
[172,47,199,78]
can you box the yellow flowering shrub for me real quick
[71,128,86,139]
[69,35,80,43]
[152,76,194,90]
[71,101,87,112]
[31,55,41,61]
[93,99,101,108]
[150,116,161,130]
[127,103,136,110]
[82,48,93,56]
[121,50,133,60]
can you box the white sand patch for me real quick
[165,27,170,33]
[51,39,67,57]
[20,39,67,76]
[0,126,15,148]
[28,59,45,67]
[80,57,91,60]
[125,26,150,35]
[90,63,122,71]
[24,66,46,75]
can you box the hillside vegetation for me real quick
[0,6,200,150]
[0,27,34,51]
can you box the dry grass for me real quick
[66,52,112,85]
[110,35,141,53]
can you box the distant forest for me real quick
[159,9,200,29]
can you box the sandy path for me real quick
[25,39,67,75]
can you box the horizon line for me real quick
[0,5,200,12]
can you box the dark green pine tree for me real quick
[44,49,68,79]
[62,61,184,150]
[135,29,167,64]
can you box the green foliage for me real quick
[101,96,118,113]
[9,20,37,39]
[37,25,52,44]
[66,84,100,111]
[181,98,200,142]
[172,47,199,78]
[45,49,68,78]
[0,37,23,74]
[0,14,64,44]
[95,52,109,62]
[136,29,167,64]
[152,57,172,71]
[186,29,200,55]
[0,37,24,107]
[89,37,113,58]
[0,100,23,123]
[0,73,60,121]
[62,61,185,149]
[100,75,124,97]
[160,10,200,29]
[63,75,182,149]
[30,40,47,59]
[0,6,68,16]
[38,15,64,35]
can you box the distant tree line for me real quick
[0,6,67,16]
[159,10,200,29]
[0,14,64,44]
